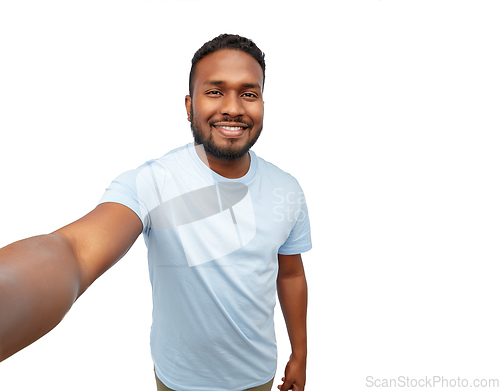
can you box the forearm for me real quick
[277,273,308,359]
[0,233,82,361]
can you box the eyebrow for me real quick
[204,80,262,90]
[205,80,224,86]
[242,82,261,89]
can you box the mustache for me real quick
[209,117,253,128]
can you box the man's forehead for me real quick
[194,50,264,89]
[203,79,262,90]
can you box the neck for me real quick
[194,143,250,179]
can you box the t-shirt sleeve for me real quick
[98,169,147,231]
[277,182,312,255]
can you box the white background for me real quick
[1,1,499,390]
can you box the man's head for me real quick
[186,34,266,161]
[188,34,266,97]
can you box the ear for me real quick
[185,95,192,122]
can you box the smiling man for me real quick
[187,44,264,175]
[0,34,312,391]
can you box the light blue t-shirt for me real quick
[99,143,312,391]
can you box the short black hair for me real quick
[189,34,266,96]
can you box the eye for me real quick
[207,90,223,96]
[242,92,258,99]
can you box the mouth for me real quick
[212,122,249,138]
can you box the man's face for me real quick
[185,49,264,160]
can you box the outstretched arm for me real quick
[277,253,308,391]
[0,202,142,361]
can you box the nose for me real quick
[219,92,245,118]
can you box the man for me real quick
[0,34,311,391]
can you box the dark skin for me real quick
[0,48,308,391]
[185,49,264,179]
[277,253,308,391]
[0,203,142,361]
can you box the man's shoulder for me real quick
[253,151,301,188]
[111,143,192,183]
[146,143,193,166]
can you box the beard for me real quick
[190,107,262,161]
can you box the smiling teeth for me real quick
[219,126,244,130]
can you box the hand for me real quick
[277,354,306,391]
